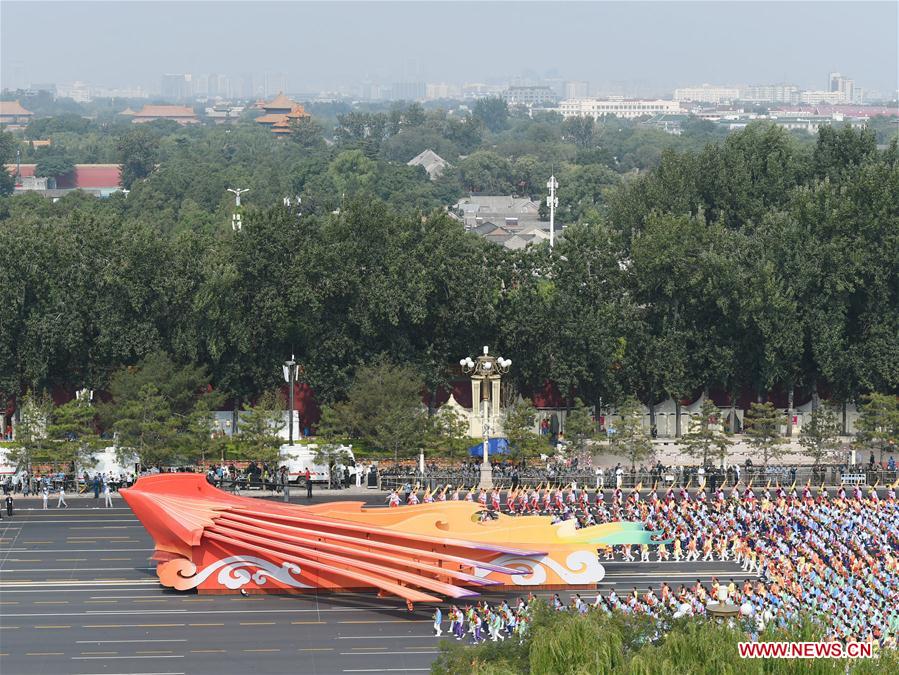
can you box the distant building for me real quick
[454,195,542,231]
[7,163,122,197]
[740,84,800,105]
[160,73,194,100]
[0,100,34,128]
[205,103,245,124]
[829,72,857,103]
[559,97,681,120]
[503,86,558,106]
[254,92,310,136]
[407,149,449,181]
[563,80,590,99]
[799,90,847,105]
[674,85,742,104]
[391,82,426,101]
[425,83,460,100]
[130,104,199,124]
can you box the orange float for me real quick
[121,474,660,605]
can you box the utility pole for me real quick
[546,175,558,248]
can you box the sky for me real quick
[1,1,897,96]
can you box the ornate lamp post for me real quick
[459,346,511,489]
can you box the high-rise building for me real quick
[564,80,590,99]
[829,72,861,103]
[160,74,193,100]
[391,82,426,101]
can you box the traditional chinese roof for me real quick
[132,104,197,119]
[263,92,295,111]
[0,100,33,116]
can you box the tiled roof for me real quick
[264,92,295,110]
[132,105,197,118]
[0,100,33,116]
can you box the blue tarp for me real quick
[468,437,510,457]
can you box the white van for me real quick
[279,443,354,484]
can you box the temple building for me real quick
[129,104,199,125]
[0,100,34,128]
[255,92,310,135]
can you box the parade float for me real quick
[122,473,660,606]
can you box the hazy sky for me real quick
[2,1,897,95]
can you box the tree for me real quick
[799,401,842,466]
[317,360,428,463]
[289,116,325,149]
[503,398,543,461]
[562,115,595,149]
[46,396,101,471]
[34,153,75,179]
[0,130,19,195]
[609,396,652,470]
[425,406,471,462]
[117,127,159,188]
[853,393,899,464]
[101,352,217,468]
[564,398,596,457]
[8,391,53,471]
[110,383,180,469]
[472,97,508,134]
[680,399,732,468]
[743,401,787,467]
[234,389,285,466]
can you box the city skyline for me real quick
[2,1,896,99]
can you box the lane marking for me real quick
[26,652,65,656]
[76,672,184,675]
[3,607,416,618]
[340,651,439,656]
[243,648,280,652]
[0,548,152,553]
[76,639,188,644]
[343,669,430,673]
[72,655,185,660]
[34,624,72,628]
[337,636,435,640]
[136,650,174,654]
[83,623,187,628]
[191,649,226,653]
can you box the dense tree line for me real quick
[431,600,898,674]
[1,114,897,431]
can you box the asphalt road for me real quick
[0,496,755,675]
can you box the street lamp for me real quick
[459,346,511,489]
[282,355,300,447]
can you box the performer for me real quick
[388,490,401,507]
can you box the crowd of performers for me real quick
[391,480,899,648]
